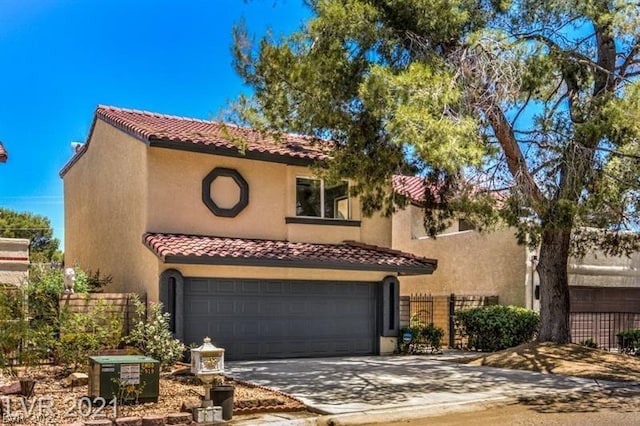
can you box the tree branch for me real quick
[485,106,546,210]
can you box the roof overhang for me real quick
[143,233,437,276]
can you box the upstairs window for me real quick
[296,178,349,219]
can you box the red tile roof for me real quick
[143,233,437,275]
[392,175,426,204]
[393,174,506,207]
[0,142,7,163]
[60,106,332,176]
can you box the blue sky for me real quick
[0,0,310,249]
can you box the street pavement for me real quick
[226,353,636,423]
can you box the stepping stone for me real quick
[115,417,142,426]
[142,415,165,426]
[166,413,192,424]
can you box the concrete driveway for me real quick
[226,355,628,415]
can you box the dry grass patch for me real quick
[460,341,640,382]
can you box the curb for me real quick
[314,396,510,426]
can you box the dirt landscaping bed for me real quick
[457,341,640,382]
[0,365,306,425]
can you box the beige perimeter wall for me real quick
[0,238,29,286]
[392,206,528,307]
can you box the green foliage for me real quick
[56,300,123,370]
[0,208,62,263]
[617,329,640,355]
[123,296,185,370]
[27,265,89,326]
[398,314,445,354]
[230,0,640,343]
[0,286,25,369]
[82,269,113,293]
[456,305,540,352]
[111,376,146,405]
[0,285,55,373]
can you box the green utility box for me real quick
[88,355,160,403]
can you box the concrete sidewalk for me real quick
[227,355,633,417]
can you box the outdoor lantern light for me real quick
[191,337,225,409]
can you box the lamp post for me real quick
[191,337,225,416]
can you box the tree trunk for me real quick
[537,226,571,343]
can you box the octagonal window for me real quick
[202,168,249,217]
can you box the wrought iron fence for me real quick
[408,293,434,325]
[570,312,640,351]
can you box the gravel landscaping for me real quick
[0,365,306,425]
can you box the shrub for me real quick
[0,285,55,373]
[398,315,445,354]
[0,286,25,369]
[456,305,539,352]
[28,265,90,325]
[56,300,123,370]
[617,329,640,355]
[123,296,185,369]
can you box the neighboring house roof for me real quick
[143,233,437,275]
[60,106,332,176]
[392,175,427,204]
[392,174,506,206]
[0,142,7,163]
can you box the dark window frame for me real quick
[202,167,249,218]
[295,177,350,219]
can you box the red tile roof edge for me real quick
[142,232,437,275]
[343,240,437,266]
[60,105,331,177]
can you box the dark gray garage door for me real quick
[183,278,378,360]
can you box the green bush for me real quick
[123,296,185,370]
[56,300,124,370]
[456,305,539,352]
[27,265,90,325]
[398,315,445,354]
[617,329,640,355]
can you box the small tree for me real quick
[56,300,123,370]
[0,208,62,263]
[123,296,185,370]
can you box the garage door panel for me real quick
[265,282,286,293]
[240,281,261,293]
[184,278,377,360]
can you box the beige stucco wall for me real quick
[568,250,640,288]
[146,150,391,246]
[392,205,528,306]
[64,119,158,296]
[0,237,29,286]
[65,120,396,300]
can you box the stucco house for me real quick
[61,106,437,360]
[391,175,640,348]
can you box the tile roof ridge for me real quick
[96,105,326,144]
[145,233,381,250]
[96,104,217,125]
